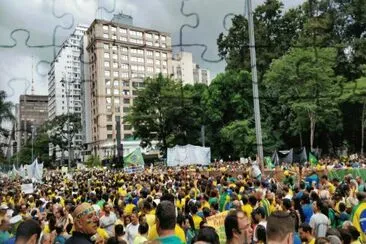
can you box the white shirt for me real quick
[253,220,267,242]
[126,223,139,244]
[100,212,117,237]
[309,212,330,238]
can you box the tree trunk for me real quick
[362,99,366,155]
[309,112,316,152]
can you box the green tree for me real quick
[0,91,15,137]
[264,47,343,151]
[85,155,101,168]
[126,74,205,154]
[46,113,81,164]
[217,0,305,75]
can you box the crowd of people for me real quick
[0,158,365,244]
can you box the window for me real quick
[123,90,130,95]
[112,35,117,40]
[138,57,144,63]
[147,67,153,72]
[106,89,111,95]
[113,71,119,77]
[147,59,153,64]
[111,27,116,32]
[130,38,137,44]
[136,39,143,44]
[104,44,109,49]
[119,28,127,34]
[130,48,137,54]
[103,33,109,38]
[124,125,132,130]
[131,65,138,71]
[104,53,110,59]
[121,47,128,52]
[121,55,128,61]
[154,42,160,47]
[106,97,112,104]
[155,52,160,57]
[113,54,118,59]
[105,71,110,76]
[107,134,112,139]
[113,62,118,68]
[156,60,161,65]
[123,81,129,87]
[146,41,153,46]
[120,36,127,42]
[107,125,113,131]
[114,89,119,95]
[105,80,111,86]
[130,56,137,62]
[107,115,112,121]
[115,98,120,103]
[156,68,161,73]
[161,35,166,41]
[147,51,153,56]
[161,43,166,48]
[136,31,143,37]
[124,98,130,103]
[138,66,145,72]
[146,33,152,39]
[162,69,167,74]
[154,34,159,40]
[103,25,109,31]
[104,61,110,67]
[113,80,119,87]
[121,73,129,78]
[121,64,129,70]
[112,45,117,51]
[137,49,144,55]
[162,53,167,59]
[162,60,167,66]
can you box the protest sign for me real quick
[206,211,228,243]
[21,183,34,194]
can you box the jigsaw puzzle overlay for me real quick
[0,0,364,122]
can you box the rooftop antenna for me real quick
[31,56,35,95]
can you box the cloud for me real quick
[0,0,305,103]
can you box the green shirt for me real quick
[157,235,183,244]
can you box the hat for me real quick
[9,215,22,225]
[0,203,8,210]
[254,207,266,217]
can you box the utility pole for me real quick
[31,125,34,162]
[64,76,72,169]
[247,0,264,167]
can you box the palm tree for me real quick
[0,90,15,136]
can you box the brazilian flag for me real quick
[123,148,144,168]
[264,157,274,169]
[309,152,318,166]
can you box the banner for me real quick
[167,144,211,167]
[124,148,144,173]
[272,147,307,165]
[328,169,366,180]
[206,211,228,243]
[21,183,34,194]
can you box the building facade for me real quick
[171,52,211,85]
[83,19,172,158]
[16,95,48,152]
[48,24,88,162]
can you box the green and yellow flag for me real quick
[264,157,274,169]
[124,148,144,168]
[309,152,318,166]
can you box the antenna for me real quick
[31,56,35,95]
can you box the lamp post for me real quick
[31,125,35,162]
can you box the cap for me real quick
[0,203,9,210]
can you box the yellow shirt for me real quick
[192,214,202,230]
[176,199,185,211]
[147,224,186,243]
[97,227,109,240]
[124,204,136,215]
[202,201,210,210]
[309,238,315,244]
[241,204,253,219]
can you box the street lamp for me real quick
[31,125,35,162]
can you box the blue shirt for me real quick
[302,203,313,224]
[294,232,301,244]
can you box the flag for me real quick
[309,152,318,166]
[123,148,144,173]
[264,157,274,169]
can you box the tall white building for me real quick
[48,24,88,163]
[82,18,172,158]
[171,52,211,85]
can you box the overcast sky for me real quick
[0,0,305,104]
